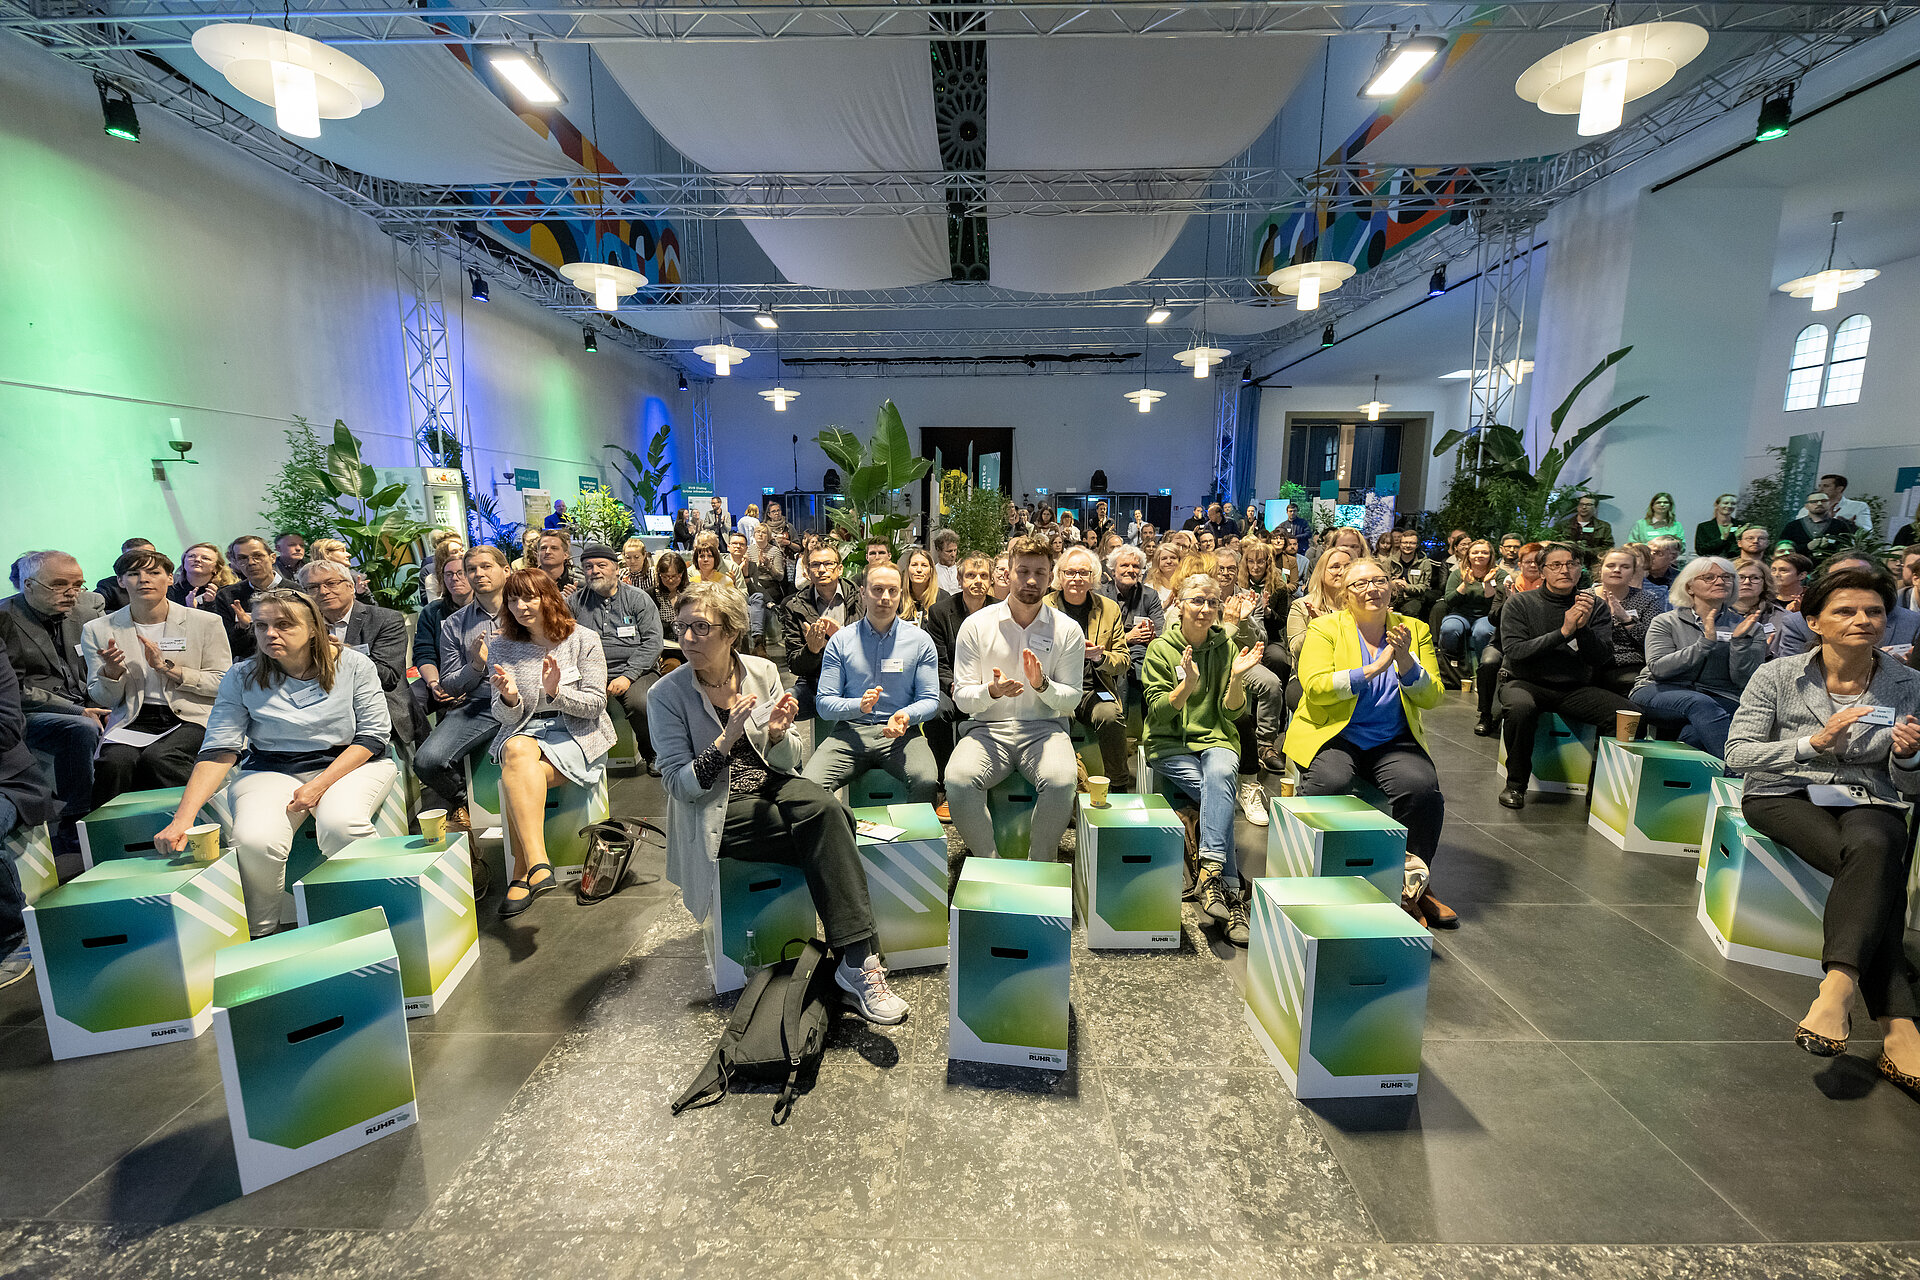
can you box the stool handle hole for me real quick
[81,934,128,949]
[990,947,1029,960]
[1121,855,1151,864]
[747,878,782,893]
[287,1015,346,1044]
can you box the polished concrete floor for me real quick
[4,695,1920,1278]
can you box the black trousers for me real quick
[1477,648,1502,721]
[614,672,661,764]
[1298,730,1445,866]
[721,772,876,951]
[1498,678,1634,793]
[1075,689,1132,787]
[925,693,959,774]
[1742,795,1917,1021]
[93,707,204,805]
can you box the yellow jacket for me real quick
[1283,610,1445,767]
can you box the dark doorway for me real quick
[920,427,1014,535]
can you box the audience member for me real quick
[1100,544,1164,716]
[0,648,55,989]
[410,551,472,739]
[93,537,153,613]
[544,499,568,530]
[899,547,941,623]
[298,559,412,746]
[1796,473,1873,535]
[1475,542,1544,735]
[1631,557,1766,758]
[735,503,761,544]
[1646,536,1684,593]
[1695,495,1741,559]
[1436,539,1498,671]
[652,552,689,638]
[932,529,961,595]
[1148,543,1182,607]
[1043,546,1132,790]
[1779,491,1858,560]
[0,550,107,852]
[925,553,995,775]
[743,529,788,654]
[620,538,653,591]
[1287,547,1358,665]
[171,541,234,613]
[81,548,232,800]
[215,536,289,658]
[782,542,864,722]
[414,546,510,831]
[801,563,940,804]
[1592,546,1669,692]
[1630,492,1685,545]
[571,543,664,777]
[1560,494,1614,565]
[1899,546,1920,613]
[273,532,307,580]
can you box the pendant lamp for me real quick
[1266,260,1356,312]
[192,24,384,138]
[1514,21,1707,136]
[1126,330,1164,412]
[1778,211,1878,312]
[760,386,799,411]
[560,261,647,312]
[693,343,749,376]
[1358,375,1391,422]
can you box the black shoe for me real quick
[1258,748,1287,776]
[1225,888,1250,947]
[1474,718,1498,738]
[643,759,660,778]
[1498,788,1526,810]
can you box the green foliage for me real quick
[565,488,636,547]
[815,401,933,568]
[258,415,339,547]
[945,481,1010,561]
[604,424,677,515]
[1735,445,1789,535]
[290,420,438,611]
[1273,481,1309,504]
[1429,346,1641,542]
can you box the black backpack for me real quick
[671,939,833,1125]
[575,819,657,905]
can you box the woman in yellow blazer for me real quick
[1283,556,1455,928]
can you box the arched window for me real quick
[1783,323,1828,411]
[1822,314,1871,406]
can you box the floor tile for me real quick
[1423,944,1546,1042]
[1476,823,1703,906]
[1427,825,1594,910]
[1071,945,1267,1069]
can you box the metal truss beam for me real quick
[395,240,459,461]
[5,1,1908,49]
[1467,215,1540,437]
[548,277,1295,313]
[1212,375,1240,506]
[690,380,714,485]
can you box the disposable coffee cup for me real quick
[1615,710,1642,742]
[418,808,448,844]
[1087,776,1110,807]
[1461,676,1474,693]
[184,822,220,862]
[1279,779,1296,798]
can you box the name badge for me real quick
[287,682,329,709]
[1625,610,1639,622]
[1762,623,1776,636]
[558,664,581,688]
[159,638,188,653]
[1884,643,1914,660]
[350,643,370,656]
[881,658,905,674]
[1857,704,1897,727]
[615,625,637,638]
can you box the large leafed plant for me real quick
[291,421,438,610]
[605,424,678,515]
[815,401,933,567]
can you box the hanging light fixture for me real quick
[1145,296,1171,325]
[94,75,140,142]
[582,327,597,354]
[753,305,779,331]
[1779,211,1878,312]
[192,24,384,139]
[1125,330,1163,412]
[1174,341,1231,380]
[1267,261,1357,312]
[469,270,489,303]
[485,45,565,105]
[693,343,749,376]
[760,386,799,411]
[676,373,689,392]
[1514,20,1707,136]
[1755,84,1794,141]
[1321,324,1337,348]
[560,261,646,312]
[1428,265,1447,297]
[1358,375,1391,421]
[1360,30,1446,99]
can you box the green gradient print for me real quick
[1700,808,1829,969]
[4,822,57,903]
[1291,910,1431,1081]
[1591,740,1723,854]
[78,786,191,866]
[1698,776,1745,880]
[716,857,818,969]
[986,776,1037,860]
[1077,800,1182,938]
[1246,885,1308,1072]
[950,860,1072,1062]
[295,836,478,1004]
[854,804,950,961]
[1500,712,1597,793]
[1266,795,1407,899]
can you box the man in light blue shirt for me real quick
[802,564,941,803]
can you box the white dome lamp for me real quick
[1779,211,1878,312]
[191,24,384,139]
[760,386,800,411]
[1266,260,1357,312]
[693,343,749,376]
[1515,20,1708,136]
[560,261,647,313]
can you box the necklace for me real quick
[695,662,735,692]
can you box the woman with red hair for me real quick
[488,570,614,917]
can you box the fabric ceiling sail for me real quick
[985,36,1324,294]
[595,41,949,288]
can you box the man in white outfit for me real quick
[947,536,1085,863]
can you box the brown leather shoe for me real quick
[447,804,472,833]
[1418,893,1460,929]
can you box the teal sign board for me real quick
[513,468,540,490]
[579,476,601,494]
[1781,433,1823,509]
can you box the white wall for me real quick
[1252,379,1477,513]
[0,31,682,582]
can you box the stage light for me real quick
[1428,265,1447,297]
[95,76,139,142]
[1361,33,1445,98]
[583,327,597,353]
[1321,324,1336,348]
[469,271,489,302]
[1755,85,1793,141]
[487,46,564,104]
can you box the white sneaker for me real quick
[835,955,910,1026]
[1238,781,1270,827]
[0,948,32,992]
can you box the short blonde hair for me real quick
[679,580,749,643]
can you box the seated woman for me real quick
[1436,538,1499,670]
[153,589,396,938]
[1148,542,1183,608]
[1141,574,1263,945]
[487,569,614,918]
[620,537,654,591]
[655,582,908,1025]
[170,541,234,613]
[1593,546,1670,696]
[899,546,941,623]
[411,549,473,731]
[82,547,233,801]
[1631,557,1767,758]
[652,551,689,642]
[1286,558,1453,927]
[743,529,789,654]
[1725,569,1920,1100]
[688,533,737,588]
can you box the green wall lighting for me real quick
[95,76,140,142]
[1755,86,1793,142]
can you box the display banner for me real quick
[1781,433,1824,509]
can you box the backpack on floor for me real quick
[575,819,657,904]
[671,938,833,1125]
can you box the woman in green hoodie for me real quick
[1142,573,1265,945]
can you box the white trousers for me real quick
[945,722,1077,863]
[224,759,399,936]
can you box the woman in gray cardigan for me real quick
[489,570,613,917]
[1631,556,1768,759]
[654,581,907,1026]
[1725,569,1920,1102]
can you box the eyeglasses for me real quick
[680,619,721,640]
[1694,571,1731,582]
[1059,568,1093,580]
[1346,578,1390,592]
[1543,559,1578,573]
[1184,597,1223,609]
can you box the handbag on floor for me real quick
[575,819,657,904]
[671,938,833,1125]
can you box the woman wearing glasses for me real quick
[1630,556,1768,759]
[1285,557,1454,927]
[152,588,397,937]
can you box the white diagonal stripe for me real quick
[1744,835,1830,919]
[418,870,471,916]
[193,878,247,917]
[863,859,930,913]
[174,893,240,937]
[877,841,947,903]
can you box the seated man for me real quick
[1042,546,1132,790]
[924,552,995,773]
[298,559,413,747]
[947,537,1085,865]
[801,564,939,802]
[932,528,962,596]
[1099,543,1165,716]
[413,546,510,830]
[0,550,107,854]
[1496,542,1635,809]
[213,536,289,659]
[1779,491,1858,561]
[531,529,580,595]
[273,531,307,581]
[781,542,864,722]
[570,543,665,774]
[0,649,57,989]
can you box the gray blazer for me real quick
[486,628,614,764]
[81,604,232,729]
[1632,606,1768,703]
[1725,651,1920,802]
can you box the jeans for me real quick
[1154,747,1240,879]
[721,772,875,950]
[801,721,940,804]
[747,592,766,641]
[1438,614,1497,660]
[26,710,100,829]
[413,699,499,804]
[945,722,1077,863]
[0,795,22,959]
[1297,730,1445,866]
[1630,685,1737,759]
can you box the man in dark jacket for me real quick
[1558,495,1615,567]
[298,560,412,746]
[1098,544,1165,714]
[0,648,58,987]
[214,536,290,659]
[571,544,665,773]
[0,551,107,854]
[1778,491,1858,561]
[1496,543,1636,808]
[781,542,865,722]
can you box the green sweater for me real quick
[1141,624,1246,760]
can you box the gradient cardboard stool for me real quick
[704,856,820,995]
[204,772,410,926]
[23,854,249,1060]
[1498,712,1598,794]
[3,822,58,905]
[1244,876,1433,1099]
[1589,738,1726,857]
[607,699,641,771]
[475,758,610,888]
[1267,794,1408,901]
[852,803,950,970]
[949,858,1071,1070]
[212,907,417,1194]
[294,834,479,1016]
[1074,793,1183,949]
[986,774,1039,861]
[78,785,209,869]
[1698,775,1745,883]
[1697,806,1830,978]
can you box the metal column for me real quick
[1211,374,1240,506]
[690,379,714,485]
[1466,214,1542,439]
[395,239,458,463]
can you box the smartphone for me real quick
[1095,691,1116,703]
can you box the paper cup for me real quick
[1461,676,1474,693]
[1087,776,1110,807]
[1278,780,1296,798]
[184,822,220,862]
[1615,710,1642,742]
[418,808,448,844]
